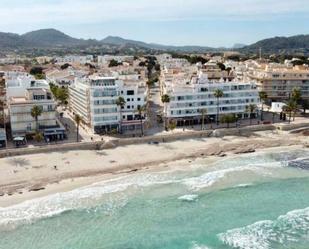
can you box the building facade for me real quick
[69,76,147,134]
[163,71,259,125]
[247,64,309,100]
[8,88,57,136]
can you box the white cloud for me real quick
[0,0,308,27]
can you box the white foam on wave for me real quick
[190,242,212,249]
[0,172,180,231]
[178,194,199,202]
[218,207,309,249]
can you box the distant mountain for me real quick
[21,29,82,47]
[101,36,215,52]
[241,35,309,54]
[0,30,215,53]
[0,29,308,55]
[0,32,30,48]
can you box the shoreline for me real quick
[0,130,308,208]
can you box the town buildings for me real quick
[97,55,135,66]
[55,55,94,65]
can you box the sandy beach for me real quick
[0,129,308,207]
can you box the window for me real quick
[127,90,134,95]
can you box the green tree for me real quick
[74,114,82,142]
[57,87,69,106]
[116,96,126,133]
[259,91,268,121]
[108,59,121,67]
[199,109,207,130]
[246,104,257,125]
[291,87,302,104]
[283,100,297,124]
[31,105,43,131]
[161,94,170,130]
[136,105,146,136]
[214,89,224,125]
[220,114,237,128]
[168,120,177,132]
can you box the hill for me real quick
[21,29,82,47]
[241,35,309,54]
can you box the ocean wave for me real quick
[218,207,309,249]
[190,242,212,249]
[178,194,199,202]
[0,173,180,231]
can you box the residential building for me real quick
[97,55,135,66]
[8,87,57,137]
[69,75,147,133]
[55,55,94,65]
[247,64,309,100]
[6,72,60,138]
[162,71,259,125]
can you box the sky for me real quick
[0,0,309,47]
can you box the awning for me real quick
[13,137,25,141]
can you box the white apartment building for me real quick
[55,55,94,65]
[163,71,259,125]
[97,55,135,66]
[69,76,147,134]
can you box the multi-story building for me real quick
[6,72,62,139]
[8,88,58,137]
[69,76,147,134]
[247,64,309,100]
[55,55,94,65]
[97,55,135,66]
[163,71,259,125]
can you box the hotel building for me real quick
[247,64,309,100]
[162,71,259,125]
[69,76,147,134]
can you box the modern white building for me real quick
[69,76,147,134]
[55,55,94,65]
[97,55,135,66]
[163,71,260,125]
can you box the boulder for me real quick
[100,141,117,150]
[29,184,45,192]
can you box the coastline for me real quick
[0,129,308,208]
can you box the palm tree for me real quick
[291,88,301,104]
[259,91,268,121]
[161,94,170,130]
[31,105,43,131]
[116,96,126,133]
[283,100,297,124]
[136,105,146,136]
[246,104,257,125]
[220,114,237,128]
[199,108,207,130]
[214,89,224,125]
[74,114,82,142]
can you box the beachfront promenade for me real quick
[1,118,308,159]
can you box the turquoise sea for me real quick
[1,147,309,249]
